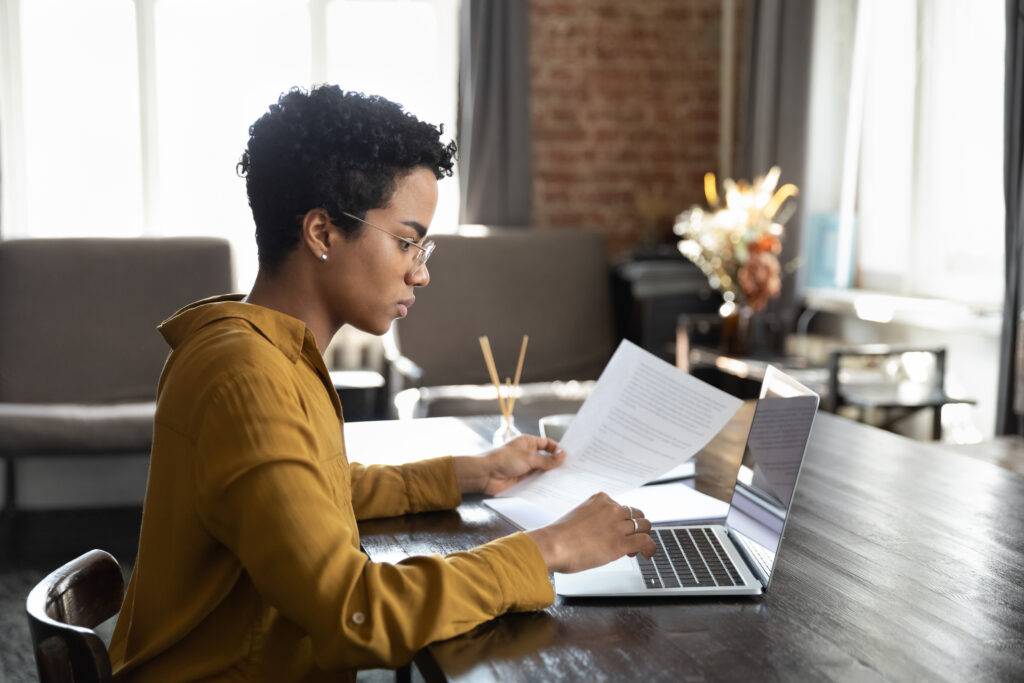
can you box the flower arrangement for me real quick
[673,167,799,315]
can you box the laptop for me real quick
[554,365,819,597]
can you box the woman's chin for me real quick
[354,319,392,337]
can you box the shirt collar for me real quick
[158,294,311,364]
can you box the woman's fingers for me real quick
[531,444,566,470]
[629,520,656,559]
[536,435,561,454]
[622,515,652,536]
[527,492,656,573]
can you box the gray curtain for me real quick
[736,0,815,321]
[997,0,1024,435]
[457,0,532,226]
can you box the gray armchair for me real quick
[0,237,233,515]
[386,227,616,425]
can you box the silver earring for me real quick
[321,253,328,261]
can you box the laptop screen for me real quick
[724,366,819,586]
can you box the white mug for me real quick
[538,413,575,443]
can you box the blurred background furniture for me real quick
[678,320,976,442]
[0,238,233,516]
[675,311,795,397]
[386,228,616,424]
[826,345,975,441]
[329,370,388,423]
[26,548,124,683]
[610,249,722,364]
[949,309,1024,471]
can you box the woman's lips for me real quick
[397,298,415,318]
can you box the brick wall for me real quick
[530,0,739,257]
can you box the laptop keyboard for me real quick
[638,527,742,589]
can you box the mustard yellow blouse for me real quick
[109,296,553,682]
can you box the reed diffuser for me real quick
[478,335,528,446]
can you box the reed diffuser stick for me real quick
[504,378,513,428]
[478,336,510,420]
[508,335,529,415]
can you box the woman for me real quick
[109,85,654,682]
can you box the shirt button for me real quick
[351,612,366,625]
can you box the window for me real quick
[13,0,144,238]
[802,0,1005,306]
[325,0,460,239]
[153,0,312,287]
[0,0,460,290]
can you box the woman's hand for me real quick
[452,435,566,495]
[526,493,656,574]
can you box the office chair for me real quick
[26,549,125,683]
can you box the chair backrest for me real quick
[393,228,616,386]
[0,237,233,403]
[26,549,125,683]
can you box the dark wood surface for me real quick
[355,413,1024,682]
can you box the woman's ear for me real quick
[301,209,333,261]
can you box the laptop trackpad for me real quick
[554,556,647,596]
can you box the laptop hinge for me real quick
[726,526,769,589]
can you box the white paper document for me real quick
[484,482,730,530]
[344,416,490,466]
[497,339,743,512]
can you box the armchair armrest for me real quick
[394,380,596,421]
[380,329,423,418]
[387,354,424,389]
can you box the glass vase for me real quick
[492,416,521,447]
[719,306,754,356]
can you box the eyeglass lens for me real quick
[416,242,434,268]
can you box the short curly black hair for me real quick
[237,85,457,272]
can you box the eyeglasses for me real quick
[340,211,434,274]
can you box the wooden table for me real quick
[350,413,1024,682]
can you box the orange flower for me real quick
[738,251,782,312]
[750,235,782,254]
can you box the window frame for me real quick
[0,0,461,289]
[801,0,1005,308]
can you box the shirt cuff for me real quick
[400,456,462,513]
[473,531,555,612]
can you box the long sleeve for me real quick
[348,457,461,520]
[194,372,554,672]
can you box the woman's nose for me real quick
[408,262,430,287]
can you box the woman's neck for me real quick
[245,267,335,354]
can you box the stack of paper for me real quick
[494,339,742,513]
